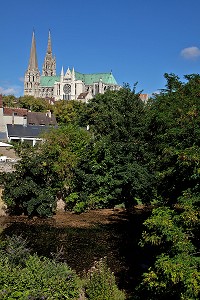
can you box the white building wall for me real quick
[3,116,26,125]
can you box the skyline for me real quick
[1,0,200,97]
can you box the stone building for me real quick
[24,31,120,102]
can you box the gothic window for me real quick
[95,84,99,95]
[63,84,71,94]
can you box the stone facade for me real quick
[24,31,120,102]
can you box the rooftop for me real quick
[40,71,118,87]
[7,124,54,139]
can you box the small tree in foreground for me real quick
[84,257,126,300]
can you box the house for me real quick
[0,95,57,145]
[6,124,53,146]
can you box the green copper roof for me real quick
[75,72,118,85]
[40,72,118,87]
[40,76,60,87]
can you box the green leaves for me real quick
[68,88,154,210]
[1,125,90,217]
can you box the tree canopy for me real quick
[1,74,200,298]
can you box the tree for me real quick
[162,73,182,93]
[2,94,17,107]
[136,73,200,299]
[0,125,90,217]
[138,192,200,299]
[66,88,155,211]
[17,95,51,112]
[145,73,200,204]
[52,99,87,126]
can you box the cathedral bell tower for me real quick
[42,30,56,76]
[24,31,40,97]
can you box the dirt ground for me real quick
[0,208,131,230]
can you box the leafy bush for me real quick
[84,257,126,300]
[0,234,31,267]
[0,235,81,299]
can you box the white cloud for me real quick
[0,85,23,97]
[181,46,200,59]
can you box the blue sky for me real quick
[1,0,200,97]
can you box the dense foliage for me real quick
[66,87,155,211]
[2,95,51,112]
[137,74,200,299]
[0,125,90,216]
[84,257,125,300]
[0,235,124,300]
[51,99,87,126]
[1,74,200,298]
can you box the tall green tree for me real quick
[145,73,200,204]
[66,87,155,211]
[137,73,200,299]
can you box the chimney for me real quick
[23,115,27,127]
[46,110,51,118]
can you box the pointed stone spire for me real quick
[47,30,52,54]
[28,31,38,71]
[65,67,71,78]
[61,66,64,76]
[60,66,64,82]
[72,67,75,81]
[42,30,56,76]
[24,31,40,97]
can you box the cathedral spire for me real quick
[47,30,52,54]
[28,31,38,70]
[42,30,56,76]
[24,31,40,97]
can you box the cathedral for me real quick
[24,31,120,102]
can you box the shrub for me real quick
[0,234,31,267]
[0,254,80,299]
[0,235,81,299]
[84,257,126,300]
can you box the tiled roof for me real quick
[27,111,57,126]
[7,124,52,139]
[3,107,28,116]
